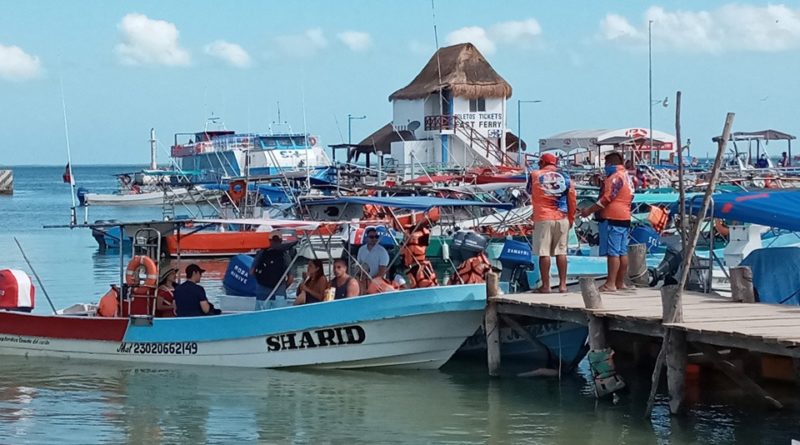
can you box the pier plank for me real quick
[497,288,800,358]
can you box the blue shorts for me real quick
[599,221,630,257]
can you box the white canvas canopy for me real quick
[539,128,676,153]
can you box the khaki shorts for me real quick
[532,218,570,256]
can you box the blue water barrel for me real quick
[223,254,260,296]
[630,226,661,253]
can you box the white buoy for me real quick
[441,241,450,261]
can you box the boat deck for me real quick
[492,287,800,358]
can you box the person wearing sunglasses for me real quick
[356,227,389,279]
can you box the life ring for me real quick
[125,255,158,287]
[228,180,247,203]
[308,136,318,146]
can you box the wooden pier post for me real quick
[0,170,12,195]
[627,244,649,287]
[729,266,755,303]
[661,285,687,414]
[580,277,602,310]
[486,272,501,377]
[580,278,606,350]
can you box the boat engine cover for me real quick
[222,255,260,297]
[499,240,535,269]
[0,269,35,311]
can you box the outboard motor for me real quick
[0,269,35,312]
[90,220,110,250]
[77,187,88,206]
[451,230,468,262]
[498,239,536,292]
[648,235,683,286]
[223,254,259,297]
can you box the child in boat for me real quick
[294,260,329,305]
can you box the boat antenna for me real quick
[297,77,311,189]
[14,237,57,314]
[431,0,446,166]
[59,75,77,225]
[277,101,281,125]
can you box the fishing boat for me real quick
[0,284,486,369]
[79,186,223,207]
[3,219,486,369]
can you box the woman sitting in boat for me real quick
[155,267,178,317]
[330,258,360,300]
[294,260,329,305]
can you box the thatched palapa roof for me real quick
[356,122,416,156]
[389,43,512,101]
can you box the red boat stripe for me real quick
[0,311,127,341]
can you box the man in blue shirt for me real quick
[174,264,214,317]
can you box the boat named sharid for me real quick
[266,325,366,352]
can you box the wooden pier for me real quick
[485,276,800,414]
[0,169,12,195]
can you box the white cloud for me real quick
[446,26,496,54]
[600,5,800,53]
[274,28,328,57]
[490,18,542,45]
[115,13,190,66]
[0,44,42,81]
[204,40,251,68]
[337,31,372,52]
[599,13,642,43]
[445,18,543,55]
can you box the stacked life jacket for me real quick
[402,227,430,267]
[448,252,491,285]
[408,261,437,288]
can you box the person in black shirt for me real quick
[251,234,294,310]
[174,264,217,317]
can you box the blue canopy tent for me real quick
[683,190,800,232]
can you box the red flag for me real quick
[62,163,71,184]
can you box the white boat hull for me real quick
[0,284,486,369]
[83,188,222,207]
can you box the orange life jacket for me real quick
[402,228,430,267]
[647,205,669,234]
[366,277,397,295]
[407,261,437,288]
[97,287,119,317]
[448,253,491,285]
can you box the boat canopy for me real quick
[306,196,514,211]
[684,191,800,232]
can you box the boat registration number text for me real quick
[117,342,198,355]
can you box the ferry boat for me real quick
[170,123,331,183]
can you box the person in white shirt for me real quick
[356,227,389,278]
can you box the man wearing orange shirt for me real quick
[580,152,635,292]
[530,153,577,293]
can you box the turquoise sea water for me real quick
[0,165,798,444]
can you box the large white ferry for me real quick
[171,122,331,182]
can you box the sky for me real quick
[2,0,800,165]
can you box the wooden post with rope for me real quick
[627,243,649,287]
